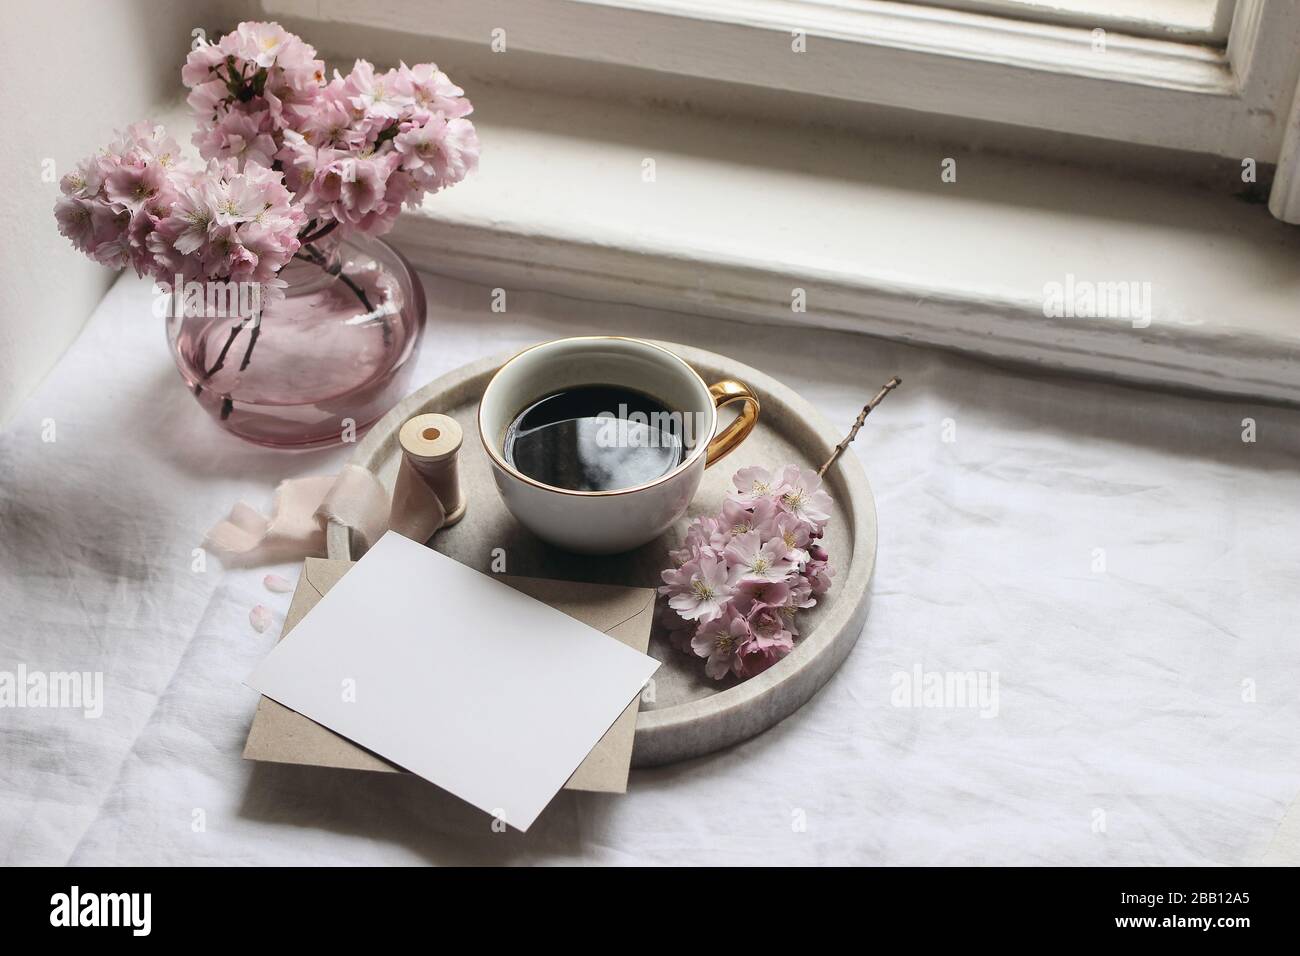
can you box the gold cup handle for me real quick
[705,380,760,467]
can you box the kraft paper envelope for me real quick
[244,533,659,831]
[244,555,656,794]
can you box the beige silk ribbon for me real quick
[204,463,439,566]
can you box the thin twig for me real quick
[203,317,250,379]
[299,220,338,246]
[295,243,375,314]
[207,236,379,408]
[817,376,902,477]
[237,308,262,372]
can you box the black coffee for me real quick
[504,385,685,492]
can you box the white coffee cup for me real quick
[478,336,760,554]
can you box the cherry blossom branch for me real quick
[203,238,373,418]
[218,307,265,420]
[294,243,374,313]
[817,376,902,478]
[298,220,338,246]
[202,316,251,380]
[238,310,263,372]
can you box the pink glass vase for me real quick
[166,234,426,449]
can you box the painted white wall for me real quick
[0,0,238,425]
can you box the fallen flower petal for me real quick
[263,573,293,593]
[249,604,273,633]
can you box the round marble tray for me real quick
[326,341,877,766]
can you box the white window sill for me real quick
[382,83,1300,405]
[164,83,1300,403]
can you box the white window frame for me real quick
[904,0,1239,44]
[273,0,1300,218]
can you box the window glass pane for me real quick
[897,0,1235,44]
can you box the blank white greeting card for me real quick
[246,531,659,831]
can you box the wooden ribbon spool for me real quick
[395,413,467,530]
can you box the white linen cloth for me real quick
[2,270,1299,865]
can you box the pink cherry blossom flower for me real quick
[201,111,278,170]
[659,551,734,623]
[88,205,132,269]
[126,193,177,277]
[746,608,795,649]
[659,463,834,682]
[774,581,815,636]
[55,185,93,224]
[186,78,228,122]
[692,608,751,679]
[733,642,785,679]
[395,116,480,192]
[725,530,796,585]
[228,20,296,69]
[59,158,106,199]
[294,98,361,151]
[181,42,227,87]
[313,153,396,224]
[734,612,795,678]
[772,511,814,566]
[668,514,725,565]
[720,496,778,538]
[435,117,480,186]
[347,61,415,120]
[154,180,214,255]
[733,578,792,618]
[56,184,132,269]
[60,22,477,297]
[186,21,325,168]
[113,121,182,168]
[777,465,834,526]
[103,161,170,213]
[54,197,98,253]
[146,159,302,287]
[351,171,411,234]
[402,62,473,119]
[805,544,835,595]
[182,22,477,238]
[732,465,783,503]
